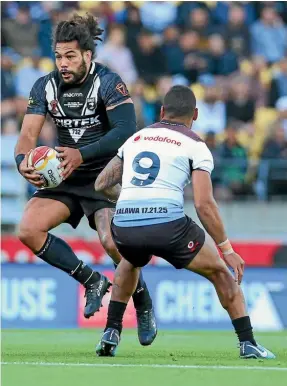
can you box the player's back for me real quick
[114,120,214,227]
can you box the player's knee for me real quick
[210,267,239,309]
[18,223,35,247]
[18,221,43,250]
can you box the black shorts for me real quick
[33,179,115,230]
[111,216,205,269]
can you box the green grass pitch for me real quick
[2,330,287,386]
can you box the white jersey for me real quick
[114,120,214,227]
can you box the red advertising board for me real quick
[1,236,283,266]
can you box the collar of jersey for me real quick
[160,120,188,128]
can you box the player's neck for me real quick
[161,117,192,129]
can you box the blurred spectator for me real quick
[216,124,248,200]
[133,29,167,84]
[2,118,19,136]
[162,26,183,76]
[205,34,238,76]
[97,24,137,86]
[223,4,250,58]
[1,0,48,21]
[205,130,221,187]
[2,5,40,57]
[251,6,287,63]
[154,76,173,120]
[89,2,115,40]
[130,79,155,129]
[255,120,287,199]
[261,121,287,159]
[15,50,46,99]
[39,5,70,59]
[246,56,268,107]
[178,31,207,83]
[124,5,143,54]
[205,131,219,158]
[176,2,204,27]
[1,54,17,119]
[98,1,116,25]
[226,79,255,123]
[275,96,287,137]
[140,1,177,34]
[162,29,206,83]
[212,1,256,26]
[269,57,287,107]
[193,76,226,135]
[187,7,217,50]
[15,50,47,116]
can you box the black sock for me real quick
[105,300,127,335]
[133,270,153,312]
[232,316,257,346]
[113,264,152,312]
[36,233,100,286]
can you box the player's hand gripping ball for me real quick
[28,146,64,188]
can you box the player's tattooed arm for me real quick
[95,156,123,192]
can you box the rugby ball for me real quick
[28,146,64,188]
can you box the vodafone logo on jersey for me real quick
[133,135,141,142]
[144,135,181,146]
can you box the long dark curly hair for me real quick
[53,13,103,58]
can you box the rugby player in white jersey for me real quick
[94,85,275,359]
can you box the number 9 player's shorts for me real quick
[111,216,205,269]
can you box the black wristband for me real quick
[15,154,25,170]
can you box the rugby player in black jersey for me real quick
[14,14,156,346]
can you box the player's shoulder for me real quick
[32,70,59,89]
[94,62,127,91]
[94,62,120,81]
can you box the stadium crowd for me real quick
[1,1,287,204]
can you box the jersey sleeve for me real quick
[117,144,124,159]
[26,76,48,116]
[100,72,131,108]
[188,142,214,174]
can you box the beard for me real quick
[60,59,88,84]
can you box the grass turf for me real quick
[2,330,287,386]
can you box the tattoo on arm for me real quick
[95,156,123,191]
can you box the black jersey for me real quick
[26,62,131,182]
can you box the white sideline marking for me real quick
[1,362,287,371]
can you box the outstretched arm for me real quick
[192,170,245,283]
[192,170,227,244]
[95,156,123,200]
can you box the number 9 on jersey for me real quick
[131,151,160,187]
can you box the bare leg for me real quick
[186,233,247,320]
[18,198,107,319]
[18,197,70,252]
[94,208,153,311]
[112,259,140,303]
[94,208,122,264]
